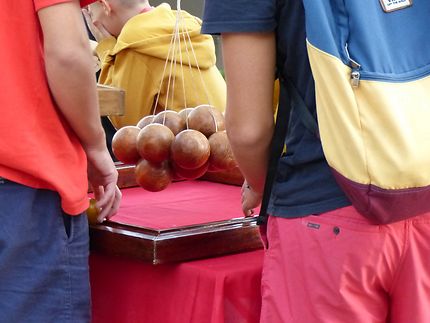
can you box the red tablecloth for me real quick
[90,180,263,322]
[90,249,264,323]
[109,181,245,229]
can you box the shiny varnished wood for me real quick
[89,163,262,265]
[90,216,262,265]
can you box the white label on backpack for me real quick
[380,0,412,12]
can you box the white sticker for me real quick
[380,0,412,12]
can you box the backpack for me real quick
[301,0,430,224]
[259,1,430,226]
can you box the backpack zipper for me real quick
[345,44,361,88]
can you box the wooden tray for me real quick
[89,164,262,265]
[90,216,261,265]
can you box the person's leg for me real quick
[260,206,404,323]
[0,179,90,323]
[63,207,92,323]
[389,213,430,323]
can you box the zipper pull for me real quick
[351,70,361,88]
[345,44,361,88]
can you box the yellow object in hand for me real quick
[86,198,100,225]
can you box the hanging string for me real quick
[178,9,212,107]
[178,15,202,107]
[152,0,219,130]
[169,33,178,110]
[176,9,188,111]
[177,8,220,131]
[152,25,177,116]
[161,11,181,125]
[177,7,219,132]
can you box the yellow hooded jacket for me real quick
[96,3,226,129]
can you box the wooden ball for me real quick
[111,126,141,164]
[208,131,237,171]
[207,163,221,172]
[187,104,225,137]
[135,159,172,192]
[136,124,174,163]
[86,198,100,225]
[178,108,194,124]
[153,110,186,135]
[171,161,209,180]
[136,115,155,128]
[171,129,210,169]
[171,169,185,181]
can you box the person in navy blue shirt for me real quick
[203,1,349,219]
[202,1,430,322]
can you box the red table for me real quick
[90,250,263,323]
[107,180,246,229]
[89,180,264,322]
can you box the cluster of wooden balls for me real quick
[111,104,237,192]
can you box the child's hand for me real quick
[241,180,262,217]
[82,8,112,42]
[88,40,101,72]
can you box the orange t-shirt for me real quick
[0,0,96,215]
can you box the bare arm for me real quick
[38,1,121,220]
[221,32,276,215]
[38,1,104,149]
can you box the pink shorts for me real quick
[259,206,430,323]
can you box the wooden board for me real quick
[97,84,125,116]
[90,216,262,265]
[89,163,262,265]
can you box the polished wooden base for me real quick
[90,216,261,265]
[89,163,262,265]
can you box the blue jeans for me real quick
[0,179,90,323]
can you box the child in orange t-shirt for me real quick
[0,0,121,321]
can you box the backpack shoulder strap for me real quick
[285,79,319,137]
[257,78,291,224]
[257,77,318,224]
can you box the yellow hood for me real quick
[110,3,216,69]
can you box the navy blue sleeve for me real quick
[202,0,277,34]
